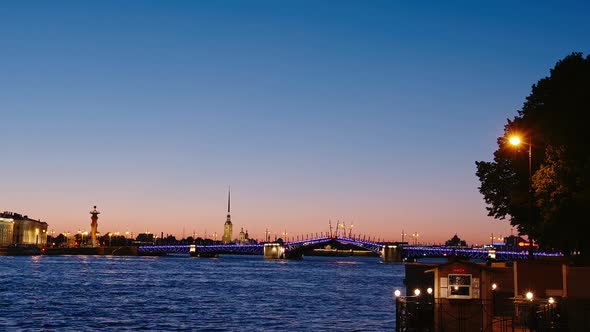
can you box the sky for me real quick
[1,1,589,244]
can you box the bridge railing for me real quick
[284,236,385,254]
[401,246,564,260]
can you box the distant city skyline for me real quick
[2,1,589,244]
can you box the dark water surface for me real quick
[0,255,404,331]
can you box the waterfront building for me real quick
[135,233,154,244]
[238,227,250,244]
[222,190,233,244]
[0,217,14,246]
[0,211,48,246]
[503,235,528,251]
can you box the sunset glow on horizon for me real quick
[2,1,589,244]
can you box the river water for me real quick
[0,255,404,331]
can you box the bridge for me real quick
[403,246,563,261]
[137,236,397,261]
[137,236,563,262]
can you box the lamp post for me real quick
[509,135,534,259]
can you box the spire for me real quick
[228,187,231,214]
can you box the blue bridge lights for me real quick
[137,236,563,262]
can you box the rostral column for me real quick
[90,205,100,247]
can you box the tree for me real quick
[476,53,590,260]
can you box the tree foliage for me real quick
[476,53,590,259]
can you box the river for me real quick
[0,255,404,331]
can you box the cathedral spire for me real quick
[223,187,233,244]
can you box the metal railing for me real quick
[395,296,569,332]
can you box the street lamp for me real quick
[412,232,420,245]
[508,134,534,259]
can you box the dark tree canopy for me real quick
[476,53,590,260]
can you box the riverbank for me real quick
[0,245,42,255]
[43,246,138,256]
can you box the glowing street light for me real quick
[508,134,535,259]
[427,287,433,295]
[509,136,521,146]
[526,291,534,301]
[414,289,421,296]
[492,283,498,291]
[394,290,401,297]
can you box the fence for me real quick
[395,296,569,331]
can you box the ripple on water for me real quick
[0,255,403,331]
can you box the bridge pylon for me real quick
[381,244,402,263]
[263,243,285,259]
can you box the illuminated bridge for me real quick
[403,246,563,261]
[137,236,562,262]
[137,236,398,261]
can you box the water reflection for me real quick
[0,255,403,331]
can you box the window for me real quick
[447,274,472,299]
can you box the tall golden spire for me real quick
[223,187,233,244]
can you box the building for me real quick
[238,227,250,244]
[504,235,529,251]
[135,232,154,244]
[0,216,14,246]
[222,190,233,244]
[0,211,48,246]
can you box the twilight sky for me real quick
[1,1,589,244]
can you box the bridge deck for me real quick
[137,237,563,261]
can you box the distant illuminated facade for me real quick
[0,217,14,246]
[222,190,233,244]
[238,227,245,244]
[0,211,48,246]
[238,227,250,244]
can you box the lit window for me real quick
[448,274,472,299]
